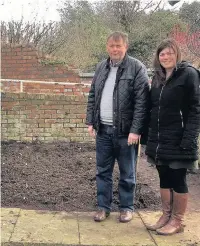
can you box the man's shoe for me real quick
[94,210,110,222]
[119,210,133,223]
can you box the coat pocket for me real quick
[121,111,133,134]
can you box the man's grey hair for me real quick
[107,31,129,45]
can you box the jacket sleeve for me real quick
[130,63,150,135]
[85,62,102,126]
[180,67,200,149]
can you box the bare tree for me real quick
[95,0,163,33]
[1,18,57,46]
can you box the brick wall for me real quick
[1,93,92,143]
[1,80,91,96]
[1,92,200,164]
[1,44,92,83]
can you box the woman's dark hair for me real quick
[153,38,182,86]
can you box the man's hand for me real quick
[88,125,96,138]
[128,133,140,145]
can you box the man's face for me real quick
[106,37,128,63]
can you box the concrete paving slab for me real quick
[2,207,199,246]
[139,210,200,246]
[78,212,156,246]
[10,209,79,244]
[1,208,21,242]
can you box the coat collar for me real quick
[105,53,128,69]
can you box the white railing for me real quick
[0,78,92,93]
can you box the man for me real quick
[86,31,149,223]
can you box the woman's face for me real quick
[159,47,177,70]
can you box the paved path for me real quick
[1,208,200,246]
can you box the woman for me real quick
[145,38,200,235]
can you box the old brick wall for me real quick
[1,44,94,143]
[1,80,91,96]
[1,45,92,83]
[1,93,92,143]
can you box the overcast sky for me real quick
[0,0,196,23]
[0,0,60,22]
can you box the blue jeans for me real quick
[96,124,137,212]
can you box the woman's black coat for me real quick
[145,62,200,161]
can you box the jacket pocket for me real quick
[121,111,133,134]
[119,74,133,80]
[118,75,133,87]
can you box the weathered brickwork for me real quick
[1,45,92,83]
[1,80,91,96]
[1,93,93,143]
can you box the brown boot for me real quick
[156,191,188,235]
[146,189,172,231]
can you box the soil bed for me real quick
[1,141,199,212]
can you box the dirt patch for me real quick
[1,141,200,212]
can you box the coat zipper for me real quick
[155,68,177,160]
[155,85,165,160]
[113,67,123,132]
[180,110,184,128]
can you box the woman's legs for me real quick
[146,165,172,231]
[157,168,188,235]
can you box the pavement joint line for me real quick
[8,208,22,242]
[137,211,158,246]
[77,212,81,245]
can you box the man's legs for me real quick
[115,137,137,222]
[95,127,115,221]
